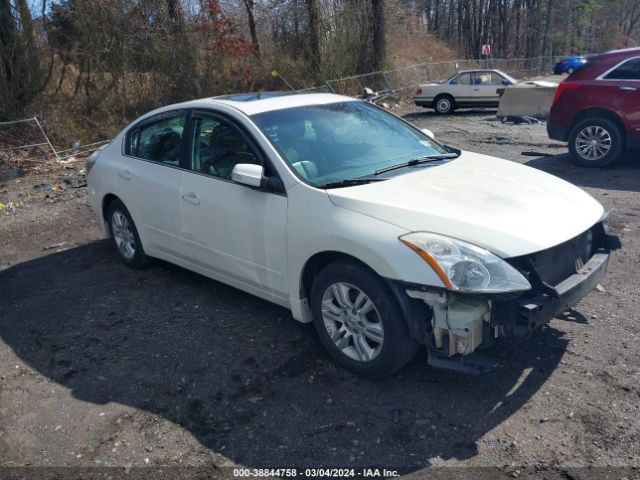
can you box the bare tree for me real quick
[371,0,386,71]
[304,0,321,74]
[242,0,260,58]
[0,0,47,117]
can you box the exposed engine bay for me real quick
[400,222,614,374]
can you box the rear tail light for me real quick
[86,145,108,175]
[551,82,582,107]
[416,88,422,95]
[562,60,569,64]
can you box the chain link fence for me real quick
[0,118,60,165]
[0,117,112,172]
[0,55,570,173]
[309,55,565,100]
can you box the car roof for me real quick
[565,47,640,81]
[604,46,640,55]
[589,47,640,62]
[455,69,506,74]
[165,92,356,116]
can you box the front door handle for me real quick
[181,192,200,206]
[620,86,637,91]
[118,170,132,181]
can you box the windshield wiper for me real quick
[374,153,459,175]
[320,178,386,189]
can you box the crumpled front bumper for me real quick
[392,222,615,373]
[517,251,609,331]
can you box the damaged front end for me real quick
[394,222,614,374]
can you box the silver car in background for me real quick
[414,69,517,114]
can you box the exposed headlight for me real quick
[399,232,531,293]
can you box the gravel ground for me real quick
[0,107,639,479]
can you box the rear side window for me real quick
[451,73,471,85]
[604,58,640,80]
[125,113,187,166]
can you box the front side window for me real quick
[491,73,509,84]
[473,72,492,85]
[252,101,450,187]
[127,113,187,166]
[472,72,506,85]
[190,116,259,179]
[604,57,640,80]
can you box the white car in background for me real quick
[414,69,517,114]
[87,92,610,377]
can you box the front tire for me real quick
[434,95,455,115]
[106,199,150,268]
[310,260,418,378]
[568,117,625,167]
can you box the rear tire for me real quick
[434,95,455,115]
[106,199,150,268]
[568,117,625,167]
[310,260,418,379]
[567,67,575,75]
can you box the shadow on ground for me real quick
[402,109,497,121]
[525,153,640,193]
[0,242,568,469]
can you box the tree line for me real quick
[0,0,638,141]
[414,0,640,58]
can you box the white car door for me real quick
[447,72,473,102]
[179,111,289,300]
[470,71,503,104]
[116,110,187,255]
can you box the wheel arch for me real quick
[298,250,430,344]
[570,108,627,136]
[299,251,378,300]
[101,193,120,222]
[434,93,456,106]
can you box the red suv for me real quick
[548,47,640,167]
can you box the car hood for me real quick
[326,152,605,258]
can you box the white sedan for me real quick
[414,69,517,114]
[87,92,610,377]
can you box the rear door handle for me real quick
[118,170,132,181]
[181,192,200,206]
[619,86,637,91]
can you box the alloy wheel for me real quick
[321,282,384,362]
[111,211,136,260]
[575,125,612,162]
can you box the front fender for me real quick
[286,184,447,312]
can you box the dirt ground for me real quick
[1,106,639,479]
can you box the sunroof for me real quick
[217,92,295,102]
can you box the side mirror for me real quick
[502,79,511,85]
[231,164,265,188]
[421,128,435,139]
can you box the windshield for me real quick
[251,101,450,187]
[501,72,518,84]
